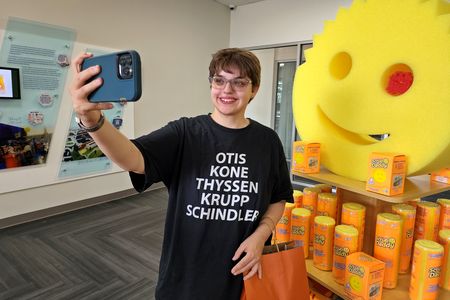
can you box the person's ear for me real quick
[251,85,260,98]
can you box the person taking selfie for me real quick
[70,48,293,300]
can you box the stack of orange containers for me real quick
[341,202,366,251]
[332,224,358,284]
[302,187,321,216]
[437,198,450,231]
[293,190,303,208]
[439,229,450,291]
[317,193,338,219]
[392,203,416,273]
[275,202,295,243]
[409,240,444,300]
[303,187,321,245]
[414,201,440,242]
[373,213,403,289]
[291,207,311,258]
[313,216,335,271]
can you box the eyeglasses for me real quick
[208,76,252,91]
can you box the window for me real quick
[274,60,296,162]
[249,43,315,188]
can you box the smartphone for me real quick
[81,50,142,102]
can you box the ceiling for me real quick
[214,0,266,8]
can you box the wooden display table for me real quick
[306,259,449,300]
[293,169,449,203]
[293,169,450,300]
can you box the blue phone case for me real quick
[81,50,142,102]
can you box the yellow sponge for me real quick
[293,0,450,181]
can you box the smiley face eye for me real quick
[383,63,414,96]
[329,52,352,80]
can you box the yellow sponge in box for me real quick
[293,0,450,181]
[366,152,407,196]
[291,141,320,174]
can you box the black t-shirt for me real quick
[130,115,293,300]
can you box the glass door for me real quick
[249,43,316,188]
[274,60,296,164]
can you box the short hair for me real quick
[209,48,261,88]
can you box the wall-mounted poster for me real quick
[59,104,125,178]
[0,17,75,170]
[58,48,126,179]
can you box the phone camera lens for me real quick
[119,55,132,65]
[118,53,133,79]
[119,65,132,79]
[123,66,132,76]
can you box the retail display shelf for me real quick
[294,169,450,299]
[292,169,449,203]
[306,259,450,299]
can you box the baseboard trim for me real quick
[0,183,164,230]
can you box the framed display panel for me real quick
[0,20,135,193]
[0,17,75,173]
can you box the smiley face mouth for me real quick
[369,133,390,141]
[317,106,390,145]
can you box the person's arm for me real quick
[69,52,144,174]
[231,200,286,280]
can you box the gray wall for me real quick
[0,0,230,220]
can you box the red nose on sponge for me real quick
[386,71,414,96]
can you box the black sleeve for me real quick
[271,133,294,204]
[129,119,184,192]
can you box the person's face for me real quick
[210,68,258,119]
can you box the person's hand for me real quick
[231,232,266,280]
[69,52,113,125]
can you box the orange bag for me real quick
[242,241,310,300]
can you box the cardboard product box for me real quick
[366,152,407,196]
[292,141,320,174]
[431,167,450,185]
[344,252,385,300]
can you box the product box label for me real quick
[344,252,385,300]
[292,141,320,174]
[366,152,406,196]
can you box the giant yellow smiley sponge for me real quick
[293,0,450,181]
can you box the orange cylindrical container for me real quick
[373,213,403,289]
[275,202,295,243]
[409,239,444,300]
[439,229,450,290]
[437,198,450,231]
[302,187,320,215]
[414,201,440,242]
[303,187,321,245]
[314,183,333,193]
[293,190,303,208]
[313,216,335,271]
[341,202,366,251]
[291,208,311,258]
[332,225,358,284]
[392,203,416,273]
[317,193,338,219]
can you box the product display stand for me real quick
[293,169,450,300]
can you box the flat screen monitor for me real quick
[0,67,21,99]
